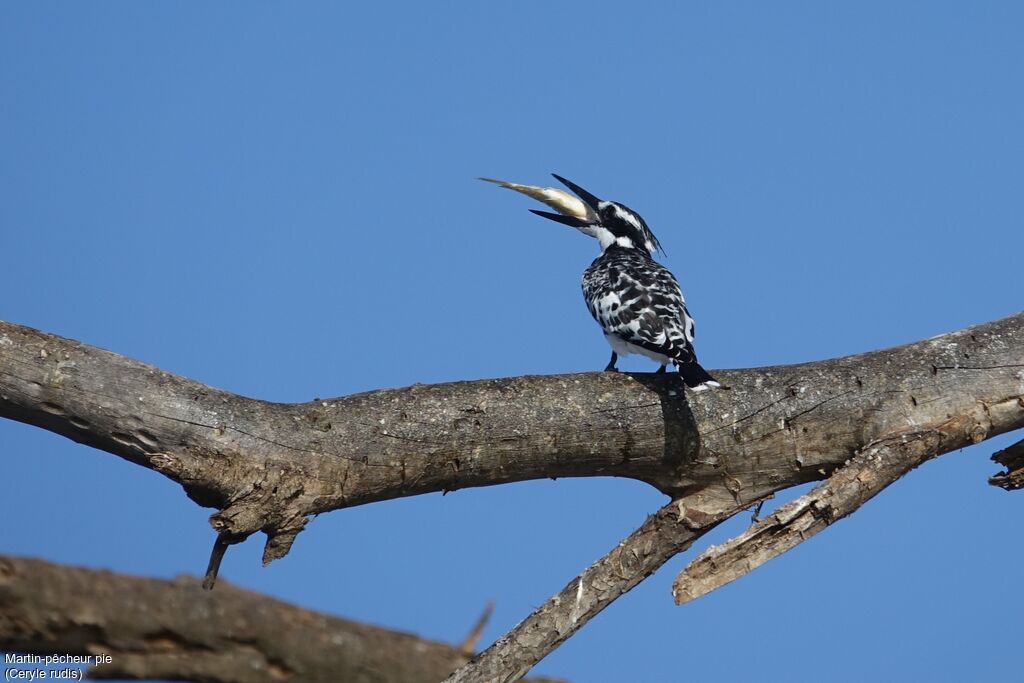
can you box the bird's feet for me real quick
[604,351,619,372]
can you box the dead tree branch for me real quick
[1,315,1021,566]
[458,602,496,656]
[672,430,945,604]
[0,555,562,683]
[2,314,1023,681]
[444,484,749,683]
[990,435,1024,490]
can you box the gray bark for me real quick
[2,317,1021,560]
[671,431,946,605]
[1,314,1022,681]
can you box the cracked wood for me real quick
[1,314,1023,561]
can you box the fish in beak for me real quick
[479,175,599,228]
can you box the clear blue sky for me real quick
[2,3,1022,681]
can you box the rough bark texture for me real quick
[991,436,1024,490]
[2,316,1021,563]
[0,555,563,683]
[672,431,945,604]
[2,314,1023,682]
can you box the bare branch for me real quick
[0,556,477,683]
[458,601,496,655]
[672,430,944,605]
[445,485,750,683]
[2,315,1023,681]
[2,315,1022,567]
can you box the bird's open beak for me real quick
[479,175,599,227]
[551,174,602,213]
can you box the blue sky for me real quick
[2,2,1022,681]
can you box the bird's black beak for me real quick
[552,174,602,212]
[528,209,589,228]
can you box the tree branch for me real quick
[672,429,945,604]
[458,601,496,656]
[444,484,752,683]
[0,555,565,683]
[2,316,1023,680]
[2,315,1021,568]
[449,354,1024,681]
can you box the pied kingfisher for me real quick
[483,174,721,391]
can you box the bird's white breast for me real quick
[603,333,672,365]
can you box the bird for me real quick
[482,174,721,391]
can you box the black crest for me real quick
[596,201,665,256]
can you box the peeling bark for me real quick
[672,430,945,605]
[991,435,1024,490]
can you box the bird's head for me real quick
[482,174,663,256]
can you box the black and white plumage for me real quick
[484,174,720,390]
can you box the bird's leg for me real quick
[656,364,667,374]
[604,352,619,372]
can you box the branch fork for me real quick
[2,314,1023,681]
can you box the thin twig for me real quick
[459,601,496,655]
[750,497,768,522]
[202,534,231,590]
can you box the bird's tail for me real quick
[677,361,722,392]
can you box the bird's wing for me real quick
[584,257,697,364]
